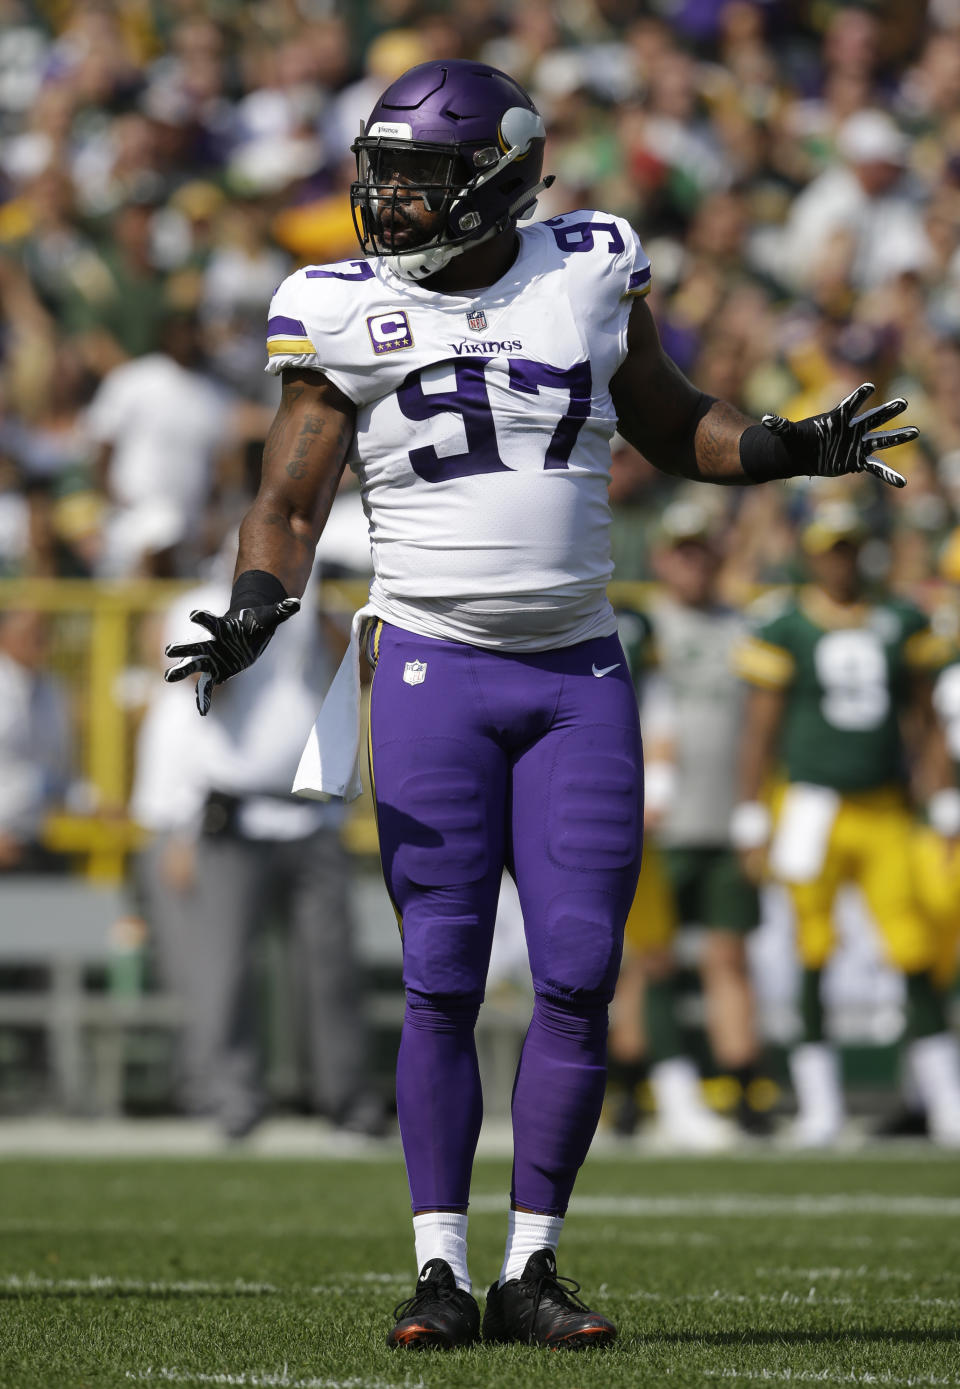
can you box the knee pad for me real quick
[402,912,492,998]
[534,888,626,1001]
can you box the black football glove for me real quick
[164,596,300,716]
[761,381,916,489]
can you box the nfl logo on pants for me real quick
[467,307,487,332]
[403,660,427,686]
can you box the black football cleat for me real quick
[875,1105,928,1138]
[387,1257,480,1350]
[482,1248,617,1349]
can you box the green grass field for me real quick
[1,1148,958,1389]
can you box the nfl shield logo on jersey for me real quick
[467,307,487,332]
[403,659,428,686]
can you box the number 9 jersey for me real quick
[734,588,949,792]
[265,210,651,651]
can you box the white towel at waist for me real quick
[292,604,374,802]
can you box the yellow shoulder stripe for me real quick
[266,336,317,356]
[904,628,954,671]
[735,637,795,688]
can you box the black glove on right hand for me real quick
[164,591,300,716]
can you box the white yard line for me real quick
[2,1272,409,1298]
[124,1372,422,1389]
[0,1116,955,1159]
[630,1290,854,1306]
[629,1289,960,1309]
[754,1267,919,1281]
[470,1194,960,1217]
[1,1274,282,1296]
[679,1372,960,1387]
[7,1272,958,1310]
[6,1223,936,1251]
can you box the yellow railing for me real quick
[0,578,651,880]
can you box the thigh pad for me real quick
[547,727,640,873]
[377,737,491,888]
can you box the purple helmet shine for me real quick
[350,60,552,282]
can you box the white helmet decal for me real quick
[497,107,545,159]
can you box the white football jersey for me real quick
[265,210,651,650]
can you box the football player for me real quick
[617,501,770,1144]
[165,61,918,1349]
[734,501,960,1148]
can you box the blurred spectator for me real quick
[643,501,770,1135]
[128,651,210,1121]
[133,560,386,1139]
[17,477,96,579]
[64,196,172,360]
[0,608,71,872]
[608,432,674,581]
[0,341,94,488]
[777,108,933,292]
[84,308,233,576]
[201,199,289,402]
[612,593,740,1152]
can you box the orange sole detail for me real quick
[547,1326,616,1349]
[390,1324,442,1348]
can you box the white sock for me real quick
[499,1208,564,1286]
[789,1042,845,1129]
[649,1056,712,1122]
[908,1032,960,1119]
[412,1212,470,1293]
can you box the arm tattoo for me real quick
[693,401,750,482]
[263,383,305,467]
[284,413,327,479]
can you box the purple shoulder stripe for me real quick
[267,314,308,337]
[628,267,651,290]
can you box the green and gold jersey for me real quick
[735,587,950,793]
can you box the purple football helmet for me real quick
[350,60,553,282]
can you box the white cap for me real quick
[837,110,909,166]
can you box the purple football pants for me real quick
[367,620,643,1216]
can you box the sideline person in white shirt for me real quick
[0,608,71,872]
[133,560,384,1139]
[85,310,232,577]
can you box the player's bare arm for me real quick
[610,298,751,484]
[164,368,356,713]
[906,673,960,839]
[731,683,785,882]
[610,296,916,488]
[235,367,356,596]
[739,684,785,804]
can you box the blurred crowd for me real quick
[0,0,960,589]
